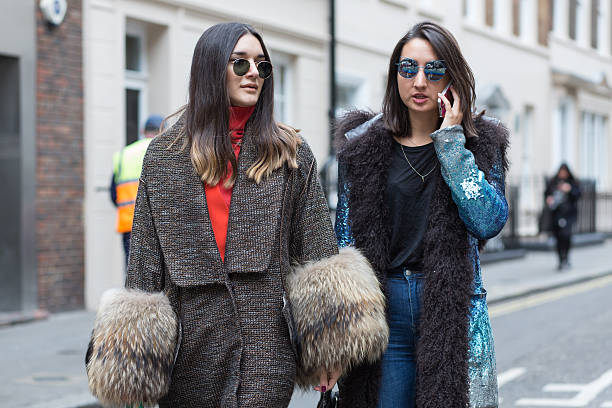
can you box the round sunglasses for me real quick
[396,57,446,81]
[231,58,273,79]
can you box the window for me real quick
[569,0,584,43]
[553,101,571,167]
[125,89,140,145]
[335,74,369,118]
[0,55,22,311]
[591,0,605,50]
[552,0,561,34]
[485,0,494,26]
[512,0,520,36]
[519,106,537,234]
[124,20,148,146]
[270,52,293,124]
[580,112,608,188]
[125,35,142,72]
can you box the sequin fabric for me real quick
[431,125,508,240]
[461,168,484,200]
[432,125,505,407]
[467,236,499,408]
[335,163,355,248]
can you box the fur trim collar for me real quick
[335,110,509,407]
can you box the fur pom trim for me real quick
[287,247,389,388]
[86,288,178,407]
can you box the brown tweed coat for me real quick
[125,116,338,407]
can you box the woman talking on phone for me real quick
[334,21,509,407]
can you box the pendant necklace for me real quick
[400,144,437,183]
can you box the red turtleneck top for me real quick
[205,105,255,261]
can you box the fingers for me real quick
[327,369,341,390]
[449,85,461,113]
[313,367,342,393]
[438,91,452,112]
[439,85,463,127]
[313,370,328,393]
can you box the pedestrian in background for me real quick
[334,21,509,407]
[545,163,581,270]
[110,114,163,264]
[87,22,387,408]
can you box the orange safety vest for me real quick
[113,138,153,233]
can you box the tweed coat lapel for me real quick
[224,130,285,274]
[152,137,224,286]
[155,120,285,287]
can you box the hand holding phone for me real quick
[438,81,454,118]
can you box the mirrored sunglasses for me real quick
[231,58,273,79]
[395,58,446,81]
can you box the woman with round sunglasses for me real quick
[86,22,388,408]
[333,21,509,407]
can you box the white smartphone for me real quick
[438,82,453,118]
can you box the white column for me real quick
[494,0,512,35]
[598,0,611,54]
[552,0,569,39]
[466,0,485,25]
[519,0,537,43]
[577,0,590,47]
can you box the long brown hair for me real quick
[184,22,300,186]
[382,21,480,139]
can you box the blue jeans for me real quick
[377,270,424,408]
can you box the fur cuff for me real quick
[287,247,389,387]
[86,288,178,407]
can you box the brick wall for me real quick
[36,0,84,312]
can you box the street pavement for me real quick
[491,273,612,407]
[1,240,610,408]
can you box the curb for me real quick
[0,309,49,327]
[480,248,527,264]
[487,267,612,305]
[26,393,101,408]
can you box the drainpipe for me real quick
[320,0,337,201]
[329,0,337,156]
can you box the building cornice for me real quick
[462,22,550,59]
[549,36,612,65]
[552,69,612,97]
[150,0,328,46]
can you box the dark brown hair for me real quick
[382,21,480,139]
[184,22,300,186]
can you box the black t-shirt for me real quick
[385,139,440,271]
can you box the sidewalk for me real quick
[483,238,612,303]
[1,240,610,408]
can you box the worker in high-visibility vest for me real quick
[110,114,164,264]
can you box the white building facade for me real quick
[83,0,612,308]
[83,0,330,308]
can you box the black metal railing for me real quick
[321,161,612,243]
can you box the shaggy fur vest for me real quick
[335,111,509,408]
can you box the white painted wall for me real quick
[83,0,612,308]
[83,0,327,309]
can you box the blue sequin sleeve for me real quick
[430,125,508,239]
[335,160,355,248]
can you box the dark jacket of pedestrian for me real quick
[544,165,581,229]
[544,163,581,268]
